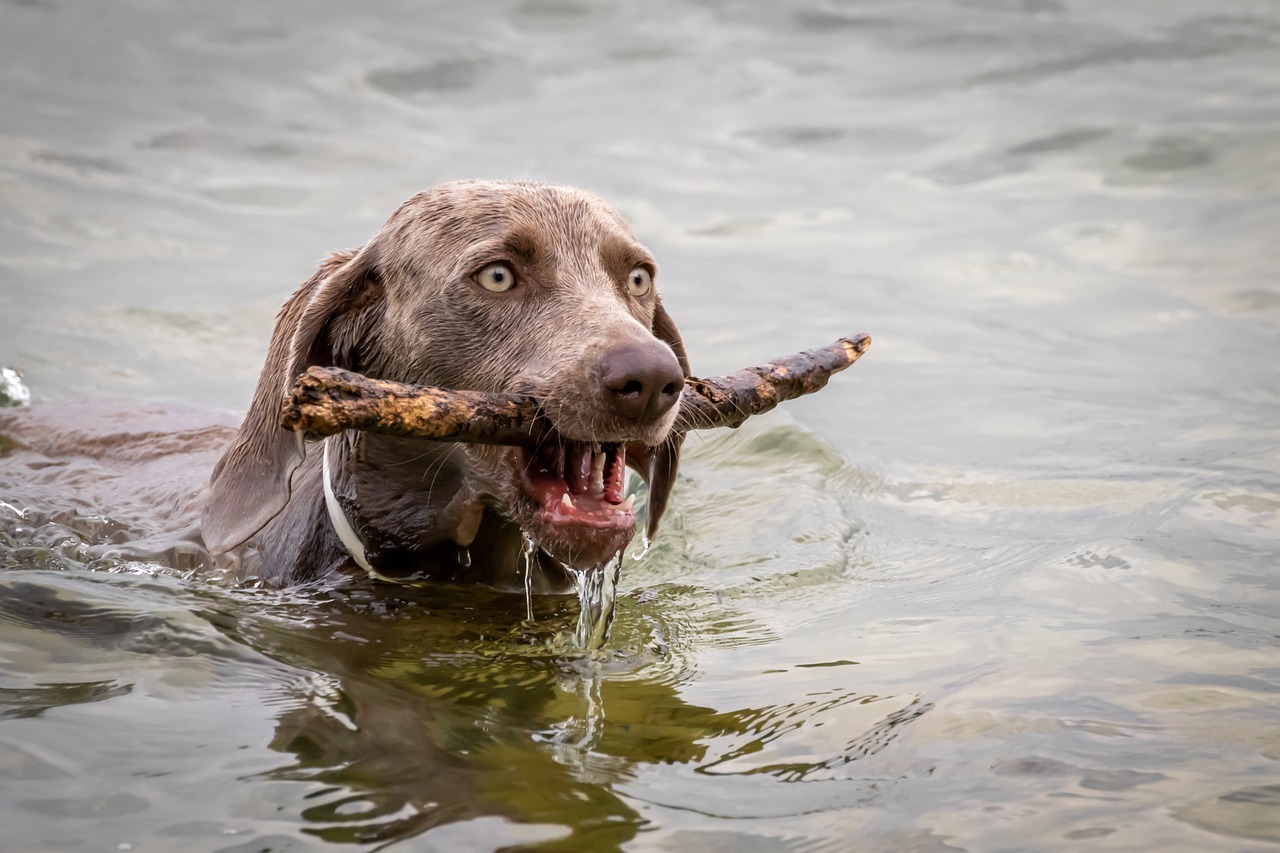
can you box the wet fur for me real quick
[202,181,689,589]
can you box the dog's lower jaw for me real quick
[493,442,637,571]
[515,496,638,571]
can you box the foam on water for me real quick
[0,368,31,408]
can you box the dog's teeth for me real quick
[620,494,635,512]
[591,451,606,495]
[561,493,574,510]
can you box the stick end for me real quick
[842,333,872,360]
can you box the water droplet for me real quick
[633,526,651,561]
[521,534,537,623]
[457,546,471,567]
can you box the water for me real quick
[570,553,625,650]
[2,0,1280,849]
[0,368,30,407]
[522,533,537,623]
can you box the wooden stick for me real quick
[281,370,545,444]
[281,333,870,443]
[675,333,870,432]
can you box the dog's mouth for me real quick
[515,440,638,568]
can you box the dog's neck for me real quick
[319,432,456,581]
[321,437,382,581]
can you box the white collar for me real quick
[321,437,403,584]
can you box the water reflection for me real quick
[0,679,132,719]
[192,584,709,847]
[206,577,932,848]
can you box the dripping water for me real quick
[521,533,536,623]
[457,545,471,568]
[631,463,653,560]
[633,525,652,561]
[569,550,624,650]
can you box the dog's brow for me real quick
[501,232,538,266]
[599,235,654,276]
[453,233,536,277]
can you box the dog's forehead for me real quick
[383,181,644,271]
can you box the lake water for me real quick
[2,0,1279,850]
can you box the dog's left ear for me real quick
[645,296,689,541]
[202,247,384,554]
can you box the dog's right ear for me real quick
[202,247,382,554]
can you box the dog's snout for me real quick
[598,341,685,423]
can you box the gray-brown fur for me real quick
[202,181,690,589]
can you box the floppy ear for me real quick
[202,247,383,554]
[644,296,690,541]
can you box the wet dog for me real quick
[201,181,689,589]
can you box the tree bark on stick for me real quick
[281,333,870,443]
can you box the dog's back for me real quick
[0,401,235,572]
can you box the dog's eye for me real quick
[475,262,517,293]
[626,267,653,298]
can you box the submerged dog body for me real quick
[202,181,689,589]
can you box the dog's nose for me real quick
[598,341,685,423]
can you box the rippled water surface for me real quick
[2,1,1279,850]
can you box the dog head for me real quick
[203,181,688,574]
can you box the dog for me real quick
[201,181,689,591]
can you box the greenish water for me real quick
[2,0,1280,850]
